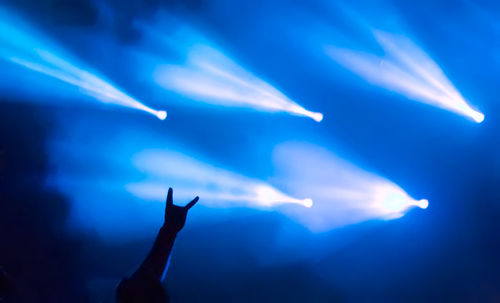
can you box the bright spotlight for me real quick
[153,42,322,122]
[374,184,428,213]
[326,31,484,123]
[0,7,165,120]
[156,110,167,120]
[311,112,324,122]
[303,198,314,208]
[470,111,484,123]
[126,149,311,209]
[273,142,427,232]
[416,199,429,209]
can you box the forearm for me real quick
[136,226,178,281]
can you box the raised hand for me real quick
[164,187,199,233]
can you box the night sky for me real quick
[1,0,499,302]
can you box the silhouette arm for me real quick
[136,187,199,281]
[116,188,198,302]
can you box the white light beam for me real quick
[326,31,483,123]
[273,142,428,232]
[154,44,323,122]
[126,149,313,208]
[0,7,166,120]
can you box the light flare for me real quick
[127,149,312,209]
[326,31,484,122]
[154,43,322,122]
[0,7,166,120]
[273,142,427,232]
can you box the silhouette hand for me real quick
[163,187,199,233]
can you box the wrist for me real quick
[160,224,180,236]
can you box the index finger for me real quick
[166,187,173,207]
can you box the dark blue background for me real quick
[1,0,499,301]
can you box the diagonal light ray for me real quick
[154,41,323,122]
[273,142,428,232]
[326,30,484,123]
[127,149,313,208]
[0,7,166,120]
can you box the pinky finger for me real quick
[185,196,199,210]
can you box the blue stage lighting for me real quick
[150,32,323,122]
[127,149,313,208]
[326,31,484,123]
[47,129,425,236]
[0,7,166,120]
[273,142,428,231]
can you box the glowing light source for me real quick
[470,111,484,123]
[326,31,484,123]
[154,43,323,122]
[303,198,314,208]
[0,7,166,120]
[273,142,427,232]
[416,199,429,209]
[374,184,428,214]
[127,149,312,208]
[156,110,167,120]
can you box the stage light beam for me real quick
[326,31,484,123]
[154,43,323,122]
[0,7,166,120]
[126,149,312,209]
[273,142,428,232]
